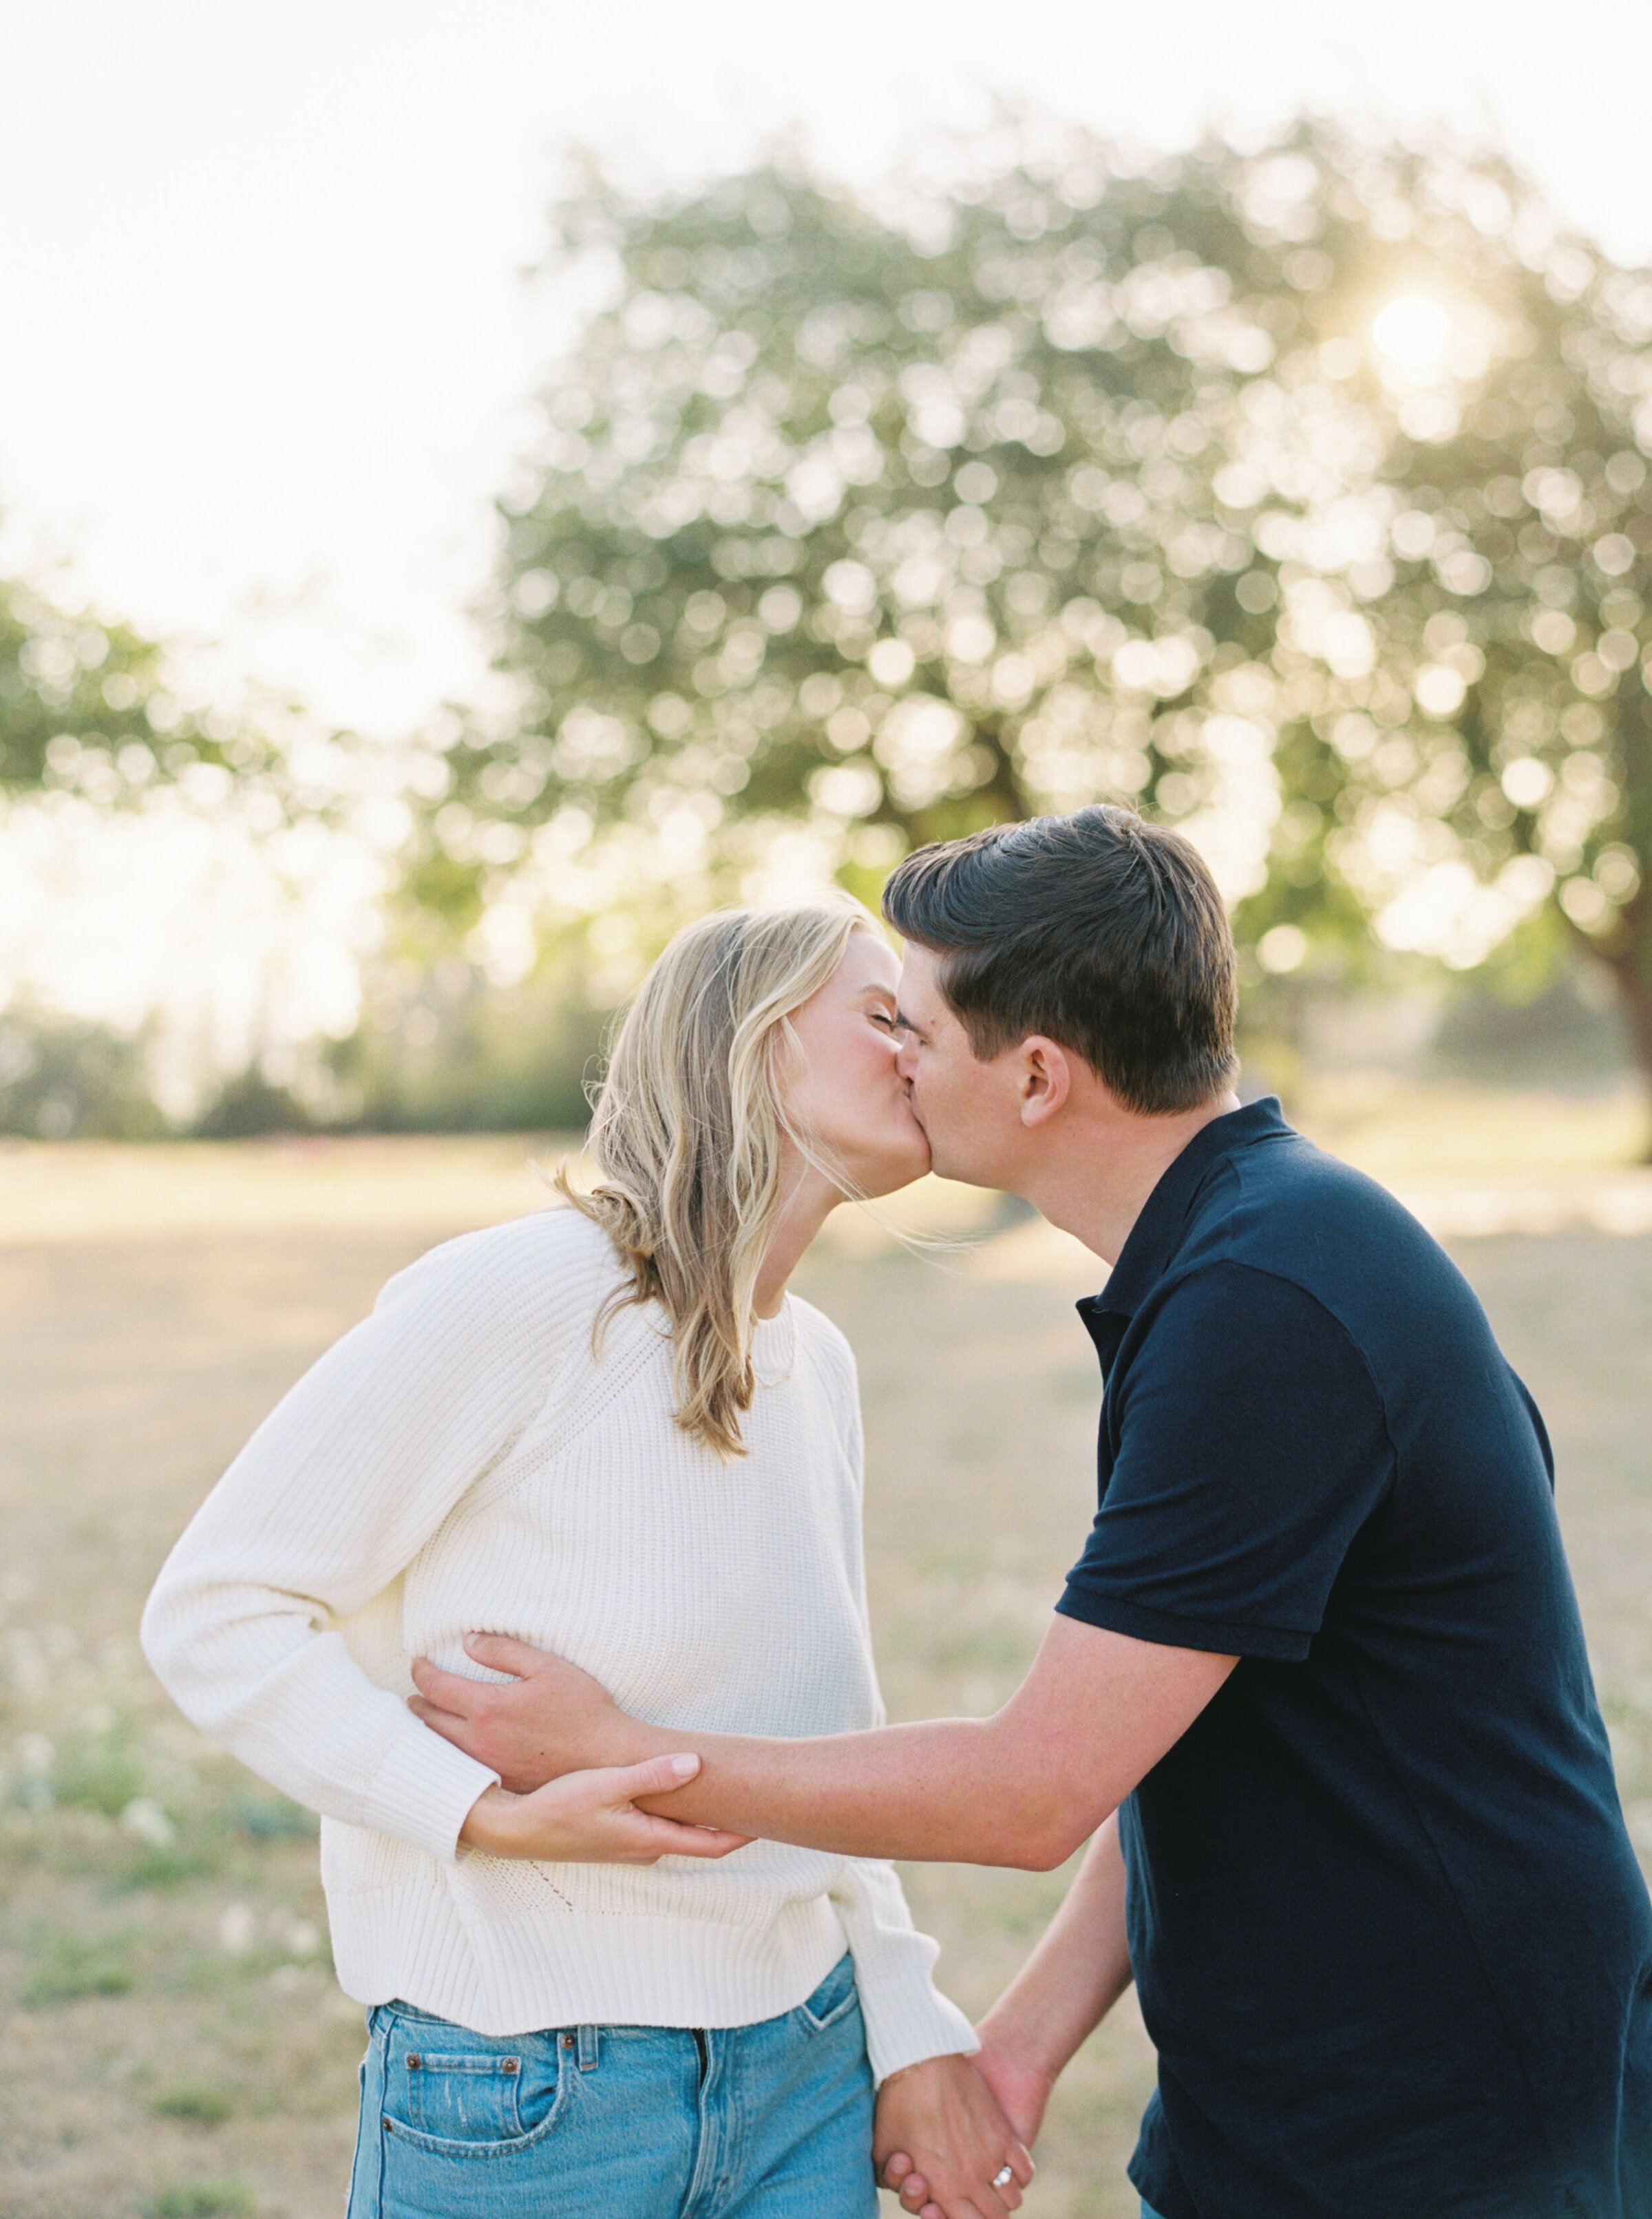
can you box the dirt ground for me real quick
[1,1105,1649,2218]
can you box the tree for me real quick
[0,566,399,1135]
[427,117,1652,1106]
[0,567,296,807]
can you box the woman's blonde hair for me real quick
[559,893,880,1459]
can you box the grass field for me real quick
[1,1089,1650,2217]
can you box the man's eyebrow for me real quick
[893,1004,924,1037]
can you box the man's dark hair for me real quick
[881,806,1238,1114]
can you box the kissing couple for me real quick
[147,806,1652,2219]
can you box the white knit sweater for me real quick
[140,1205,975,2079]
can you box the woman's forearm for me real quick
[457,1760,754,1865]
[977,1815,1135,2079]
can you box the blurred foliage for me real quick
[144,2185,255,2219]
[22,1929,138,2007]
[149,2086,235,2127]
[0,998,601,1140]
[9,118,1652,1130]
[190,1067,317,1140]
[0,1012,170,1139]
[416,116,1652,1083]
[325,955,608,1131]
[0,569,289,811]
[51,1714,146,1819]
[1430,963,1628,1084]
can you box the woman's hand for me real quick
[872,2052,1034,2219]
[458,1753,750,1863]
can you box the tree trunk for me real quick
[1589,900,1652,1163]
[973,716,1035,824]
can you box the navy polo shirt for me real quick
[1057,1099,1652,2219]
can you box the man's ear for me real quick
[1016,1037,1072,1127]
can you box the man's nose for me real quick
[894,1034,917,1079]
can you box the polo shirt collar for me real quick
[1080,1096,1292,1328]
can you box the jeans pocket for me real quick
[794,1953,860,2035]
[377,2008,568,2156]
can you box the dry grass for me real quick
[1,1091,1649,2216]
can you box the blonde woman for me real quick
[141,897,1029,2219]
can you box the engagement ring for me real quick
[992,2165,1015,2188]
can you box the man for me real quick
[412,807,1652,2219]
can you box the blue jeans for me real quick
[346,1952,878,2218]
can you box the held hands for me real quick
[873,2052,1035,2219]
[411,1633,640,1794]
[458,1752,750,1864]
[964,2032,1059,2151]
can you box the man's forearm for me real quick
[408,1619,1236,1870]
[624,1710,1085,1869]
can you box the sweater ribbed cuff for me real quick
[858,1972,979,2084]
[359,1719,500,1863]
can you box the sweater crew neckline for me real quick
[751,1298,796,1385]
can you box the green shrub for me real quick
[23,1930,136,2006]
[116,1840,217,1891]
[146,2184,255,2218]
[151,2085,234,2127]
[234,1795,315,1841]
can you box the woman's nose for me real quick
[893,1034,917,1079]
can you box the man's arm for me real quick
[884,1818,1134,2216]
[410,1615,1236,1869]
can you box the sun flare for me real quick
[1372,295,1450,369]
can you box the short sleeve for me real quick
[1057,1264,1395,1661]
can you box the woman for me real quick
[141,895,1026,2219]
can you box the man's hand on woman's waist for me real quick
[413,1620,1238,1870]
[413,1633,647,1795]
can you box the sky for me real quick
[3,0,1651,1093]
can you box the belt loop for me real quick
[576,2023,599,2072]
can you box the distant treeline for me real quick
[0,979,610,1141]
[1,964,1629,1143]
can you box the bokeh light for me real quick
[1372,295,1450,368]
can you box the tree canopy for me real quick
[426,116,1652,1080]
[0,566,399,1137]
[1,570,291,811]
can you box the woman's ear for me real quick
[1017,1037,1072,1127]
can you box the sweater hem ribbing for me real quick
[331,1886,975,2079]
[330,1886,849,2037]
